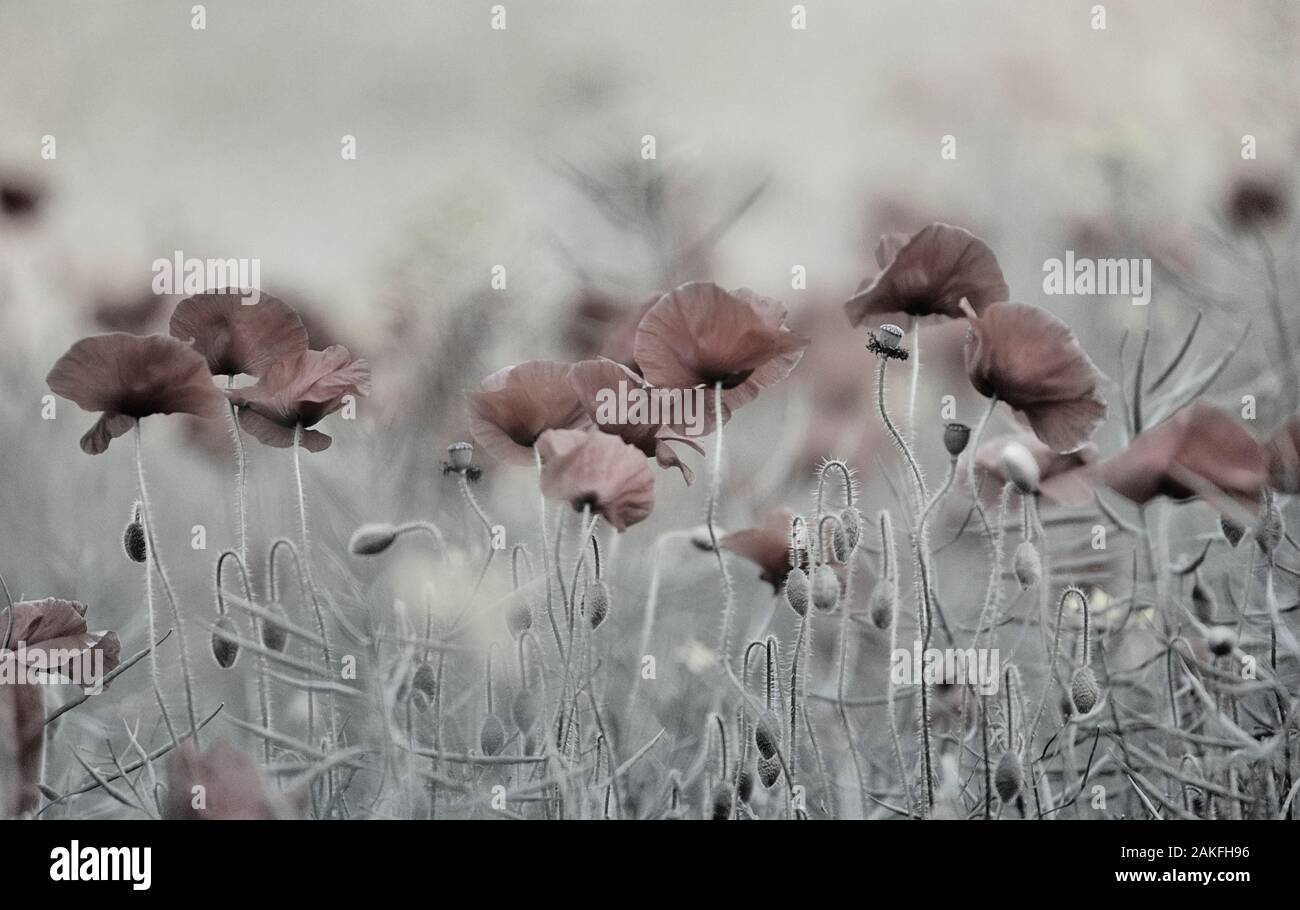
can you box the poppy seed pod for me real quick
[1013,541,1041,589]
[811,564,840,612]
[1000,442,1040,494]
[480,715,506,756]
[736,767,754,803]
[784,566,810,616]
[710,782,735,820]
[411,661,437,703]
[211,615,239,669]
[1205,625,1236,657]
[512,688,540,732]
[869,579,897,629]
[348,522,400,556]
[260,603,289,653]
[839,507,861,551]
[1221,515,1245,547]
[447,441,474,471]
[1070,667,1100,715]
[994,750,1023,803]
[758,753,781,789]
[123,508,147,563]
[878,323,904,350]
[587,580,610,629]
[943,422,971,458]
[755,712,780,759]
[506,599,533,639]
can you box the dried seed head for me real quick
[943,422,971,458]
[811,564,840,612]
[123,503,147,563]
[755,712,780,759]
[411,661,437,703]
[1070,667,1100,715]
[587,580,610,629]
[839,507,861,550]
[710,782,734,820]
[736,766,754,803]
[506,599,533,639]
[480,715,506,756]
[349,522,400,556]
[878,323,904,350]
[784,566,810,616]
[1205,625,1236,657]
[1191,578,1217,623]
[869,579,897,629]
[1256,494,1284,555]
[512,688,540,732]
[994,750,1023,803]
[758,754,780,789]
[447,441,474,471]
[211,615,239,669]
[260,603,289,653]
[1013,540,1041,589]
[1001,442,1040,494]
[1220,515,1245,547]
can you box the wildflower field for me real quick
[1,0,1299,826]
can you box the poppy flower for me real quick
[633,282,807,416]
[845,223,1009,325]
[962,302,1106,453]
[164,740,298,819]
[1054,403,1267,514]
[973,432,1098,501]
[568,359,704,484]
[466,360,590,465]
[1266,415,1300,493]
[169,292,309,377]
[0,598,120,816]
[721,508,806,592]
[46,333,228,454]
[536,428,655,531]
[227,346,370,452]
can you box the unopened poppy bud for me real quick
[878,323,904,350]
[587,580,610,629]
[755,712,780,759]
[261,603,289,653]
[839,508,861,550]
[1191,578,1216,623]
[1013,541,1041,589]
[123,504,147,563]
[349,522,399,556]
[1070,667,1100,715]
[512,688,540,732]
[506,599,532,638]
[1001,442,1040,494]
[1221,515,1245,547]
[736,766,754,803]
[410,689,430,713]
[943,422,971,458]
[758,754,780,789]
[412,661,437,702]
[812,564,840,612]
[480,715,506,755]
[1205,625,1236,657]
[869,579,897,629]
[1256,494,1284,554]
[211,615,239,668]
[710,782,734,820]
[447,441,474,471]
[784,566,810,616]
[831,522,849,563]
[994,750,1023,802]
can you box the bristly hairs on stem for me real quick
[704,381,737,667]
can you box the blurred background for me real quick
[3,0,1299,815]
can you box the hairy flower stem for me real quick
[536,448,564,660]
[134,422,200,744]
[458,472,497,595]
[876,358,927,510]
[225,383,248,572]
[704,382,737,667]
[907,314,920,445]
[879,511,913,815]
[216,550,270,761]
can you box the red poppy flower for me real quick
[466,360,590,465]
[1063,403,1267,513]
[962,302,1106,453]
[537,428,655,531]
[46,333,227,454]
[1266,415,1300,493]
[568,359,704,484]
[633,282,807,416]
[0,598,120,816]
[164,740,298,819]
[973,432,1098,500]
[169,292,309,377]
[845,223,1009,325]
[227,346,370,452]
[721,508,806,592]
